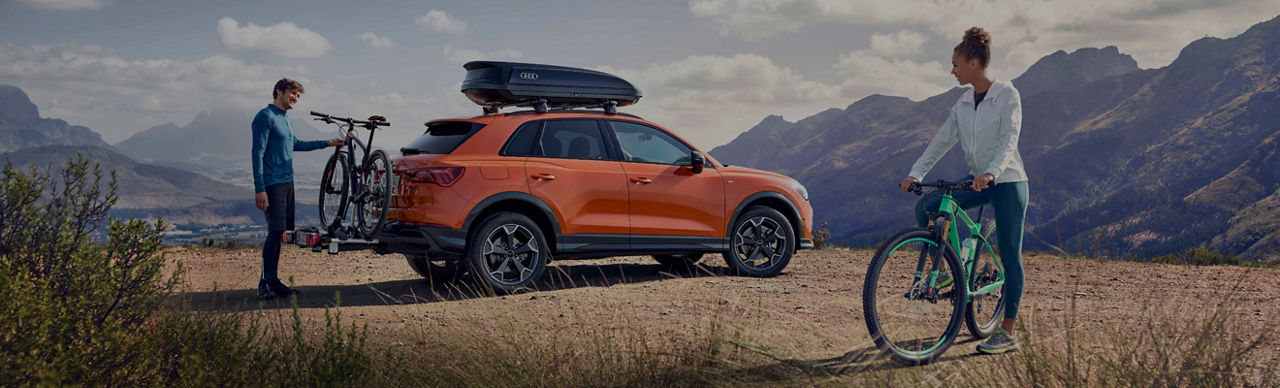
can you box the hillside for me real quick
[173,248,1280,385]
[710,15,1280,260]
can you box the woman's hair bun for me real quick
[964,27,991,47]
[955,27,992,67]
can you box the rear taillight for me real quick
[405,167,465,187]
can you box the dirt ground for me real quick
[170,246,1280,380]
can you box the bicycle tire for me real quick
[355,149,392,238]
[965,219,1006,338]
[863,227,967,366]
[318,152,350,230]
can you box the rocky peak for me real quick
[0,84,41,122]
[1013,46,1140,97]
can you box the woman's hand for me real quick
[973,173,996,191]
[900,177,918,192]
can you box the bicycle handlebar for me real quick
[908,179,973,195]
[310,111,390,127]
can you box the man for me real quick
[251,78,343,300]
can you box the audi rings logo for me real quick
[519,72,539,80]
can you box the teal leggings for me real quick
[914,178,1028,319]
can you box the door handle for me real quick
[531,173,556,181]
[630,177,653,184]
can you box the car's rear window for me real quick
[401,122,485,155]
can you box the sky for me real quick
[2,0,1278,150]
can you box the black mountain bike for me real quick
[310,111,392,240]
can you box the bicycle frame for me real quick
[920,190,1006,302]
[315,113,385,231]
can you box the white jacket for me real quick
[909,79,1027,184]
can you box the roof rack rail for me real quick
[502,109,643,119]
[461,61,641,115]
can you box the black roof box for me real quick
[461,61,641,114]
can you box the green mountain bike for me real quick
[862,179,1006,365]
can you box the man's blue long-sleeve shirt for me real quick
[251,104,328,192]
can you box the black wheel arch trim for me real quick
[462,191,563,237]
[726,191,806,249]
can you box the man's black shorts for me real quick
[263,182,295,233]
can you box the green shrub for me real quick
[813,220,832,249]
[0,156,369,386]
[1149,248,1244,266]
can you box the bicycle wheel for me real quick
[318,152,349,229]
[863,227,967,366]
[965,219,1006,338]
[355,149,391,238]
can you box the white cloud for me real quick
[833,50,951,101]
[691,0,1280,75]
[443,46,522,65]
[17,0,110,11]
[0,42,471,148]
[0,43,306,142]
[415,10,469,34]
[217,17,331,58]
[359,32,392,48]
[688,0,817,40]
[599,53,844,148]
[868,30,926,58]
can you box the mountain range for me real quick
[711,15,1280,260]
[0,87,274,229]
[114,108,338,189]
[0,85,111,153]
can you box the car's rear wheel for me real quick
[653,253,704,272]
[723,206,794,277]
[405,255,465,282]
[466,212,549,294]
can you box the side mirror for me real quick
[691,151,705,174]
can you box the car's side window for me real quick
[536,119,608,160]
[501,121,541,157]
[610,120,694,166]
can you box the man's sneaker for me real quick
[268,280,300,297]
[977,328,1019,354]
[257,279,278,301]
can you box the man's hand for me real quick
[328,137,345,147]
[900,177,918,192]
[973,173,996,192]
[255,192,268,211]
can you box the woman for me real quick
[899,27,1028,354]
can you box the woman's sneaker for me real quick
[977,328,1019,354]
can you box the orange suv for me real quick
[380,62,813,293]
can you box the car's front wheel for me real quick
[465,212,549,294]
[724,206,794,277]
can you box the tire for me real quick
[355,149,392,238]
[862,228,967,366]
[653,253,704,272]
[965,219,1006,339]
[406,255,465,282]
[465,212,549,294]
[318,152,349,230]
[723,206,794,277]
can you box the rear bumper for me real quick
[378,221,468,260]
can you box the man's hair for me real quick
[272,78,305,99]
